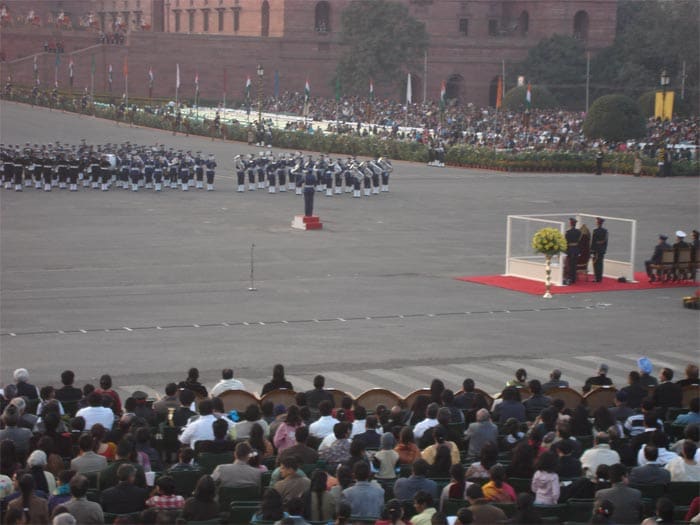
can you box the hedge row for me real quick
[4,91,698,177]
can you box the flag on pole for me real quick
[525,83,532,109]
[123,56,128,78]
[439,80,446,110]
[194,71,199,95]
[69,57,74,87]
[108,63,113,91]
[304,79,310,103]
[406,73,412,104]
[273,70,280,99]
[176,63,181,90]
[496,75,503,109]
[33,54,38,74]
[54,49,60,87]
[369,79,374,101]
[245,75,251,99]
[148,66,154,87]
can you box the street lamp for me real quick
[257,63,264,125]
[660,69,670,120]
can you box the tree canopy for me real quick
[336,0,428,97]
[590,0,699,112]
[583,95,646,141]
[516,34,586,109]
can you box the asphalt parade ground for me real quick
[1,101,698,399]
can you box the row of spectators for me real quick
[0,363,698,524]
[254,91,698,155]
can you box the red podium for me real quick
[291,215,323,230]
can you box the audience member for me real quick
[210,368,245,397]
[593,463,642,524]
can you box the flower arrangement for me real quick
[532,227,567,256]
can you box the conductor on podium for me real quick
[303,169,317,217]
[564,217,582,285]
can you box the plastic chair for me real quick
[169,468,204,497]
[566,499,594,523]
[218,486,262,513]
[197,451,234,474]
[442,498,468,515]
[668,481,700,506]
[229,501,261,524]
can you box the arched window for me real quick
[446,74,463,102]
[261,0,269,37]
[573,10,589,42]
[315,1,330,33]
[518,10,529,36]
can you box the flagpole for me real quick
[423,50,427,104]
[585,51,590,113]
[124,56,128,108]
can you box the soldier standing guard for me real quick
[590,217,608,282]
[564,217,582,285]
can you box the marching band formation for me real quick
[0,145,394,198]
[233,151,393,197]
[0,142,218,192]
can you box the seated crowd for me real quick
[0,362,698,525]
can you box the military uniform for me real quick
[303,169,317,217]
[564,218,582,284]
[590,218,609,282]
[645,235,672,282]
[205,155,216,191]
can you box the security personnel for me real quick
[590,217,609,282]
[564,217,582,285]
[205,154,216,191]
[595,149,603,175]
[267,153,277,194]
[303,164,317,217]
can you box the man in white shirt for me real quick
[76,392,115,430]
[413,403,440,439]
[210,368,245,398]
[180,399,232,448]
[309,400,339,439]
[580,432,621,479]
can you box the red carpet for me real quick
[455,272,698,295]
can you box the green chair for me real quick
[442,498,468,516]
[198,451,235,474]
[84,470,100,490]
[349,517,378,525]
[630,483,668,503]
[668,482,700,506]
[261,470,273,487]
[566,498,594,523]
[229,501,261,524]
[169,468,205,497]
[218,486,262,513]
[508,477,533,494]
[103,512,141,524]
[534,503,568,522]
[86,489,101,503]
[491,502,516,517]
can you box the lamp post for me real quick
[256,63,264,125]
[660,69,670,120]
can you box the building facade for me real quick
[1,0,616,106]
